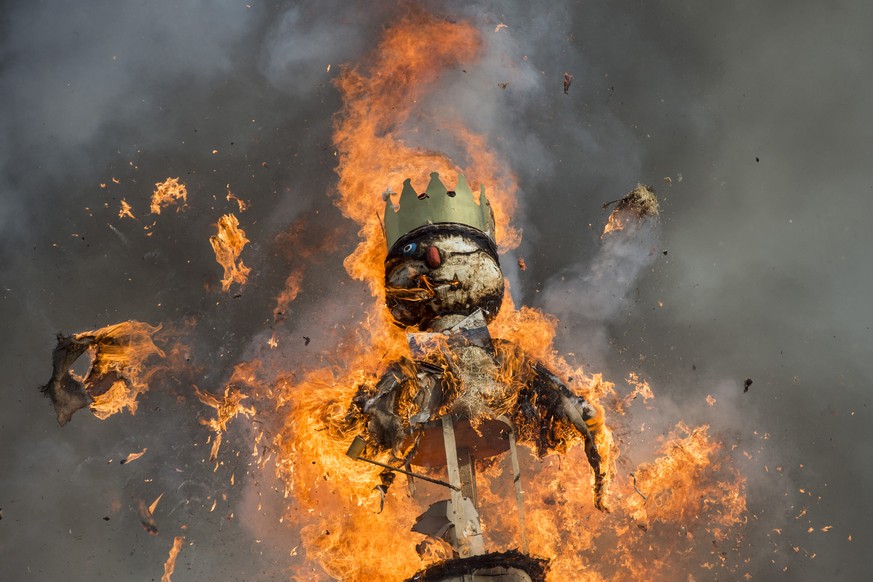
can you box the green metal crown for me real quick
[384,172,495,249]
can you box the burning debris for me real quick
[39,321,165,425]
[209,213,252,292]
[118,199,136,220]
[162,536,185,582]
[120,447,148,465]
[137,494,163,535]
[225,186,249,212]
[195,382,256,462]
[150,177,187,214]
[601,184,660,238]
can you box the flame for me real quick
[161,536,184,582]
[121,447,147,465]
[195,367,257,462]
[332,7,519,299]
[253,10,635,580]
[150,177,188,214]
[601,184,660,239]
[118,199,136,220]
[274,269,303,321]
[98,9,746,581]
[226,186,249,212]
[601,211,626,237]
[80,321,166,419]
[209,213,252,291]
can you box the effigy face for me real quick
[384,223,504,329]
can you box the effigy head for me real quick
[383,172,504,329]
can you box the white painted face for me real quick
[385,226,504,328]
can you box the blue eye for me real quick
[402,243,417,256]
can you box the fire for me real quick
[162,536,184,582]
[209,213,252,291]
[45,7,749,581]
[85,322,166,419]
[241,9,747,581]
[601,184,660,238]
[332,7,519,298]
[226,185,249,212]
[195,365,258,462]
[150,177,188,214]
[274,268,303,321]
[119,198,136,219]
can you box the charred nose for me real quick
[426,246,441,269]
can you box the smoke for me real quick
[1,0,870,580]
[541,217,660,367]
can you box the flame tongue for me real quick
[40,321,166,425]
[332,7,520,297]
[209,213,251,291]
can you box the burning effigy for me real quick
[38,8,751,582]
[344,171,607,578]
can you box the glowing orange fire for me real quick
[76,321,166,419]
[60,8,745,581]
[162,536,184,582]
[195,380,256,463]
[119,198,136,220]
[209,213,252,291]
[150,177,188,214]
[226,9,749,581]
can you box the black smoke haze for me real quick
[1,1,870,580]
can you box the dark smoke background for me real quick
[1,1,870,580]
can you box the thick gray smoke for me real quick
[1,1,870,581]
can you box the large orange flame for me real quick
[194,8,746,581]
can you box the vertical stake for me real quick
[508,427,529,554]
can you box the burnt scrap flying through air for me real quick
[345,172,606,581]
